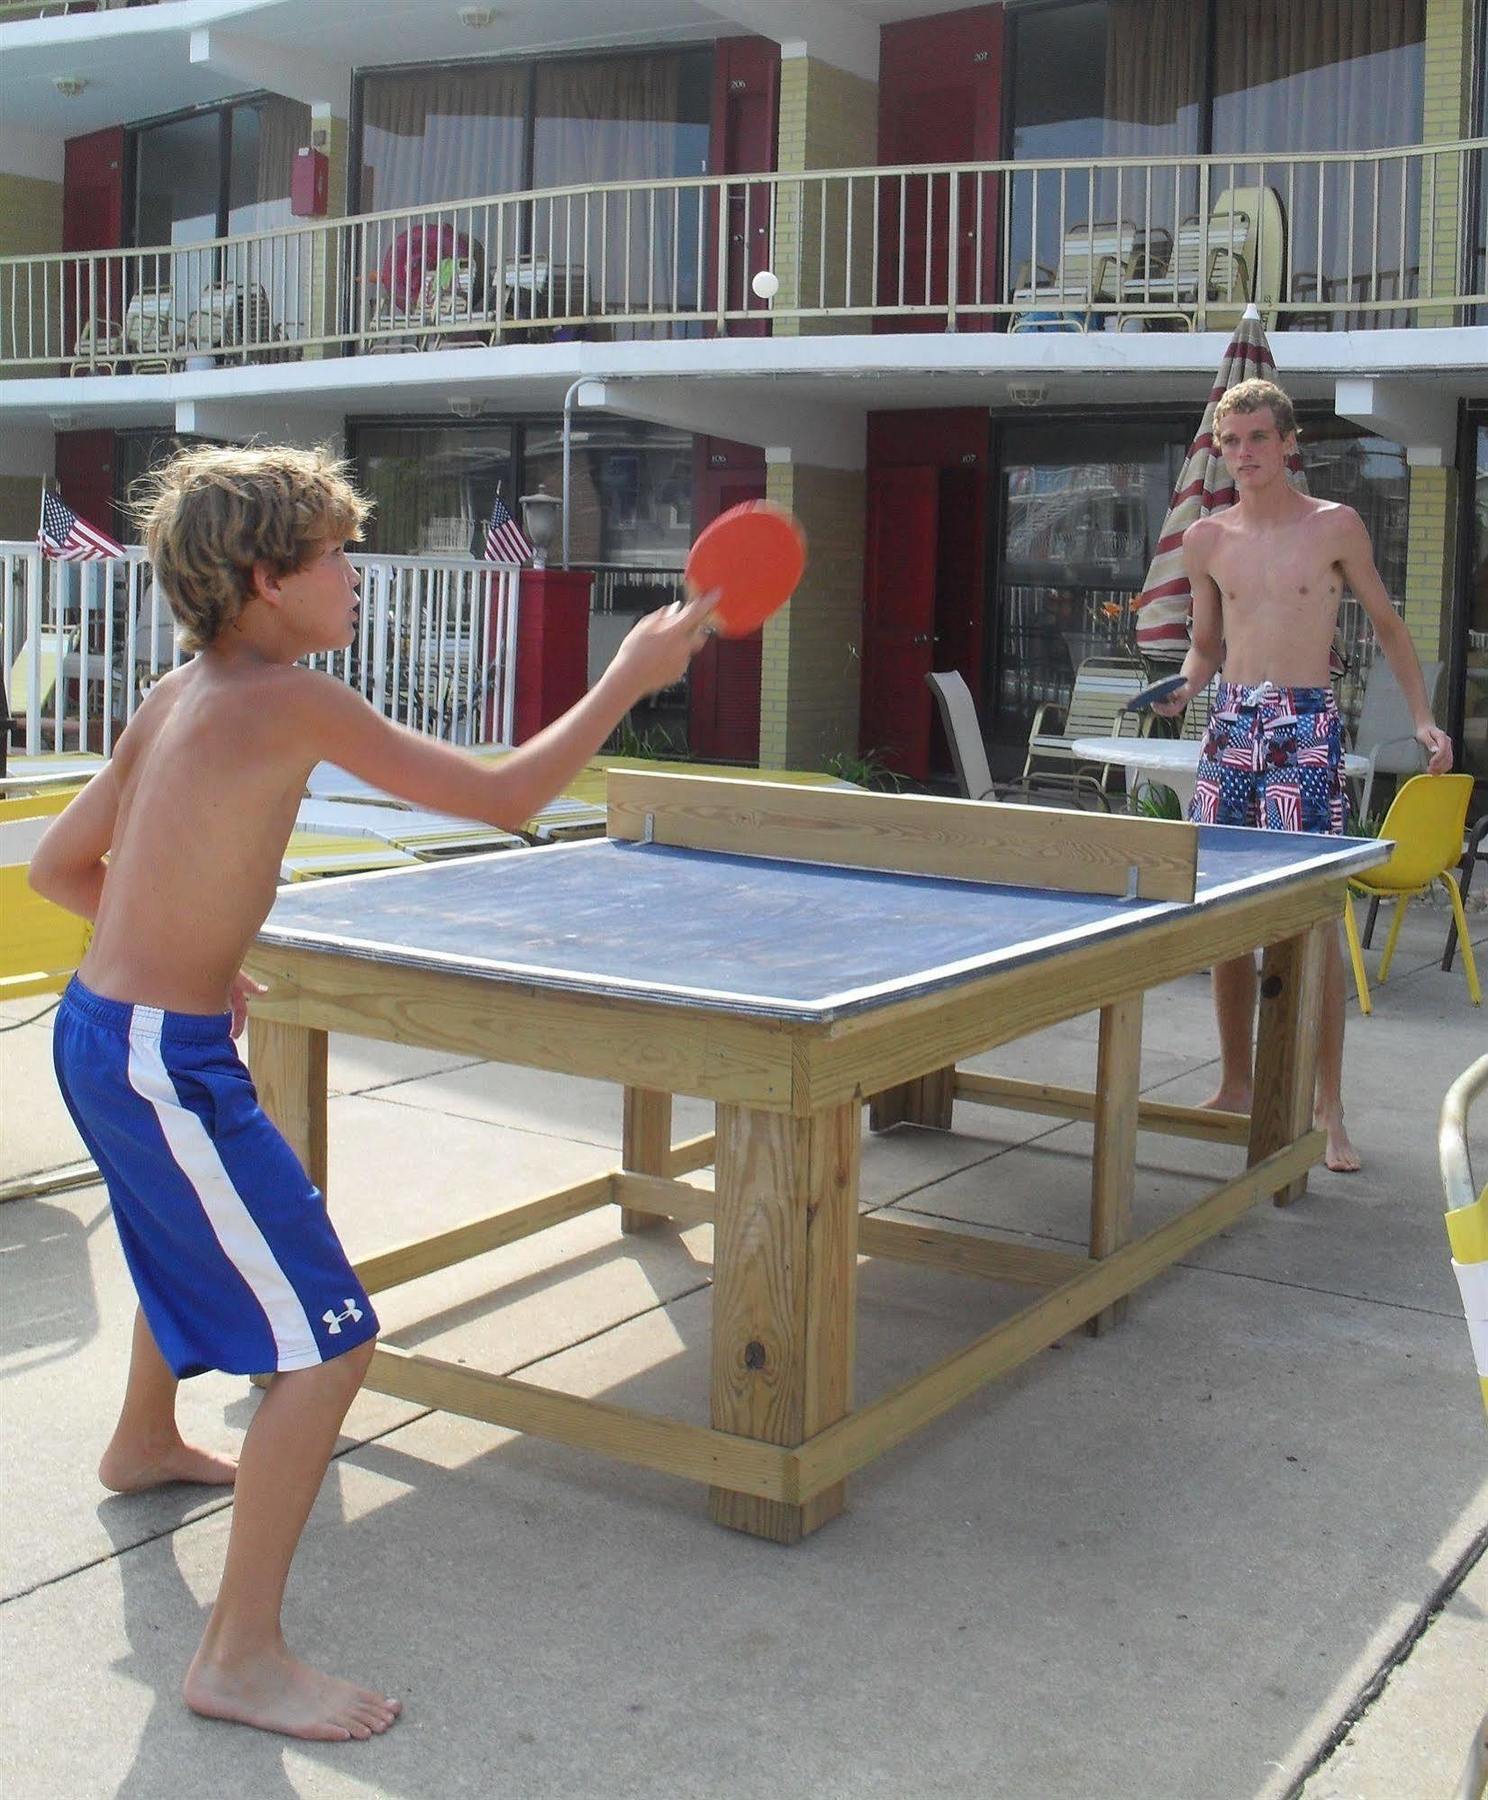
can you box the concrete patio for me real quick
[1,891,1485,1799]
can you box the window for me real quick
[1464,424,1488,790]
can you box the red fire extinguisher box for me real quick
[290,147,329,217]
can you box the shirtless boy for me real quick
[1153,377,1451,1172]
[29,444,717,1742]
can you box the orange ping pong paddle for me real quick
[685,500,807,638]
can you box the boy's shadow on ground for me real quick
[0,1197,104,1377]
[97,1483,305,1795]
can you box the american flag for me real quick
[483,491,533,565]
[38,488,124,561]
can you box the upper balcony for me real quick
[3,140,1486,419]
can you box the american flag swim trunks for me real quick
[1187,681,1345,835]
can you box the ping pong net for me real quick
[604,771,1198,905]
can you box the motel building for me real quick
[1,0,1486,805]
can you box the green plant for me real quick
[824,747,906,791]
[1130,779,1183,819]
[604,717,684,759]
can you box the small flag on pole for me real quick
[483,490,533,565]
[38,487,125,561]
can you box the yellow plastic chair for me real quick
[1343,774,1481,1014]
[0,787,91,999]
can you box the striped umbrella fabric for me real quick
[1132,303,1307,662]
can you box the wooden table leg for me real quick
[708,1099,859,1542]
[249,1017,327,1194]
[1088,994,1142,1335]
[868,1066,955,1133]
[1249,922,1327,1206]
[620,1085,672,1234]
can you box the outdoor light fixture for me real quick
[50,413,82,431]
[52,74,88,97]
[1008,382,1048,408]
[519,487,562,569]
[458,6,499,26]
[447,396,485,419]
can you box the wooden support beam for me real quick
[952,1071,1250,1145]
[354,1174,618,1294]
[366,1342,795,1501]
[668,1131,716,1176]
[606,771,1199,901]
[1088,994,1142,1334]
[249,1018,327,1193]
[1249,922,1328,1206]
[621,1086,672,1235]
[792,1132,1323,1500]
[868,1065,955,1133]
[708,1100,859,1542]
[612,1171,1092,1288]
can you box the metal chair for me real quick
[925,669,1000,802]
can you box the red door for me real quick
[688,441,764,761]
[63,126,126,357]
[859,467,938,778]
[707,37,779,336]
[876,6,1004,332]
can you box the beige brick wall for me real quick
[773,57,878,337]
[0,170,64,376]
[1403,464,1455,664]
[758,462,865,768]
[1420,0,1474,322]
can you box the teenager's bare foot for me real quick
[1201,1084,1251,1115]
[184,1645,402,1741]
[99,1438,238,1494]
[1319,1113,1361,1174]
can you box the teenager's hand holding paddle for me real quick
[608,584,721,699]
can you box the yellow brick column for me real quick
[773,55,878,338]
[1419,0,1474,324]
[0,167,63,375]
[1403,464,1455,666]
[305,106,349,360]
[758,460,865,769]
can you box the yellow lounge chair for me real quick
[0,787,91,1000]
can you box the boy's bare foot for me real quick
[1318,1112,1361,1174]
[99,1438,238,1494]
[1201,1084,1251,1115]
[184,1645,402,1741]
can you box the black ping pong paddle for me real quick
[1124,673,1189,714]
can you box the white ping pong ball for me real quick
[751,269,779,301]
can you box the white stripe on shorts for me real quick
[126,1007,320,1368]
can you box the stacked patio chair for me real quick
[1012,655,1146,809]
[184,281,276,361]
[1010,219,1152,332]
[68,315,124,376]
[1118,186,1283,331]
[122,287,181,372]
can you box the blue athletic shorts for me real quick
[1188,682,1346,835]
[53,977,377,1379]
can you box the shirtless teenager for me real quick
[29,444,718,1743]
[1152,377,1451,1173]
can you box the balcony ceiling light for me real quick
[458,6,500,25]
[52,74,88,97]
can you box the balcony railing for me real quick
[3,139,1485,376]
[1,543,523,755]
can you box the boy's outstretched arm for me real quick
[302,586,719,831]
[1336,508,1452,771]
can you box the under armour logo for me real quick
[323,1299,364,1334]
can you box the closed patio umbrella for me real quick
[1133,302,1309,663]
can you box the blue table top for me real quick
[257,826,1387,1022]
